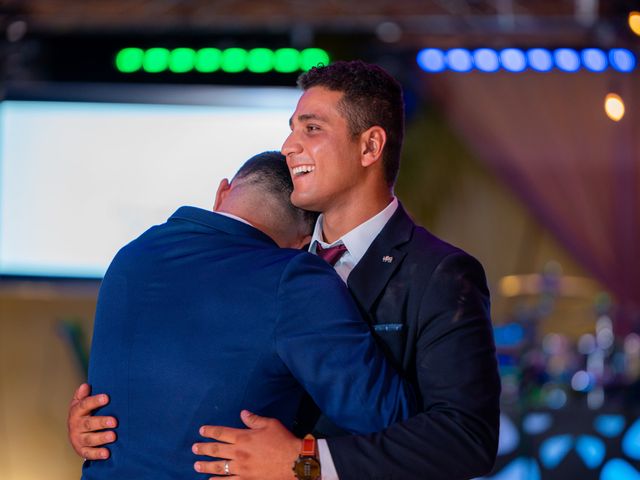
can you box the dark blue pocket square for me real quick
[374,323,404,332]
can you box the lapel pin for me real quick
[382,255,394,263]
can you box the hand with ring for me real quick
[192,410,300,479]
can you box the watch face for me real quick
[293,457,321,480]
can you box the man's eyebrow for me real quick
[290,113,328,125]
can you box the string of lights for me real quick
[115,47,330,74]
[416,48,637,73]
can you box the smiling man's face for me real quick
[281,86,365,215]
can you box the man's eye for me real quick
[306,124,320,132]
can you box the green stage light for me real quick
[115,48,144,73]
[143,48,170,73]
[195,48,222,72]
[221,48,248,73]
[300,48,330,71]
[169,48,196,73]
[116,47,330,74]
[274,48,300,73]
[248,48,275,73]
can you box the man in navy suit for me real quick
[78,151,415,479]
[69,61,500,479]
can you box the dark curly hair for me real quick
[297,60,404,186]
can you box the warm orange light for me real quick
[605,93,625,121]
[629,11,640,36]
[499,276,522,297]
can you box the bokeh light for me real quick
[554,48,580,72]
[581,48,607,72]
[609,48,636,72]
[416,48,446,72]
[629,11,640,36]
[446,48,473,72]
[604,93,625,122]
[500,48,526,72]
[474,48,500,72]
[527,48,553,72]
[115,48,144,73]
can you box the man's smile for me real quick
[291,165,315,176]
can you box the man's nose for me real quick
[281,132,300,158]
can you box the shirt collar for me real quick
[309,197,398,265]
[214,210,254,227]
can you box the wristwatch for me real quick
[292,434,321,480]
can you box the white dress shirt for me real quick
[214,210,254,227]
[309,197,399,282]
[309,197,399,480]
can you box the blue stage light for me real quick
[540,435,573,469]
[623,418,640,459]
[601,458,640,480]
[491,458,541,480]
[582,48,608,72]
[473,48,499,72]
[575,435,606,469]
[571,370,593,392]
[498,414,520,456]
[416,48,446,72]
[446,49,473,72]
[500,48,526,72]
[594,414,626,438]
[610,48,636,72]
[417,46,637,74]
[523,413,553,435]
[555,49,580,72]
[527,49,553,71]
[494,323,524,347]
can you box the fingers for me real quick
[239,410,269,429]
[194,459,235,476]
[192,441,236,459]
[70,424,116,458]
[74,393,110,416]
[80,430,117,448]
[199,425,242,444]
[71,383,91,406]
[84,415,114,434]
[68,413,116,457]
[68,389,116,460]
[69,410,116,438]
[80,447,111,461]
[79,415,117,432]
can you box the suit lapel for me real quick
[347,203,414,313]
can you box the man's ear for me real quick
[213,178,231,211]
[360,126,387,168]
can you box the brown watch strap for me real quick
[300,434,317,457]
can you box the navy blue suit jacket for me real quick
[83,207,414,480]
[325,203,501,480]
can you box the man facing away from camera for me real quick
[69,61,501,480]
[76,151,415,480]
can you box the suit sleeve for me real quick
[274,253,416,435]
[327,252,501,480]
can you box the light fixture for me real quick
[115,47,330,74]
